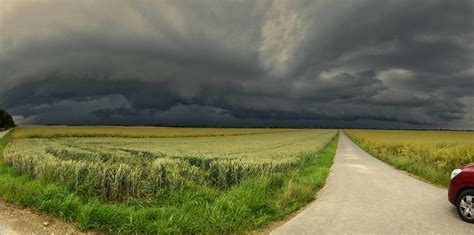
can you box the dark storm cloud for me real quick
[0,0,473,128]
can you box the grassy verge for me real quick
[0,134,338,233]
[348,137,448,186]
[344,130,472,187]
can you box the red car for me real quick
[449,163,474,223]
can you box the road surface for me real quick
[0,198,89,235]
[272,131,473,234]
[0,129,10,139]
[0,220,15,235]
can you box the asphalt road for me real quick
[272,131,473,234]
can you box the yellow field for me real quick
[12,126,299,138]
[345,129,474,186]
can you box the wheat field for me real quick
[12,126,298,138]
[5,128,337,200]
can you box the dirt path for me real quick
[272,131,473,234]
[0,130,11,139]
[0,198,91,235]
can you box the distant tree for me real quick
[0,108,15,130]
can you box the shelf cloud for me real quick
[1,0,473,128]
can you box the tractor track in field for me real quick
[272,131,473,234]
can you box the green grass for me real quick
[0,133,338,233]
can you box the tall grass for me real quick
[345,130,474,187]
[0,132,338,233]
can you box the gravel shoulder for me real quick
[0,198,91,235]
[272,131,473,234]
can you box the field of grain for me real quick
[5,128,336,200]
[345,130,474,186]
[12,126,298,138]
[0,127,338,233]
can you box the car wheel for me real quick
[456,189,474,223]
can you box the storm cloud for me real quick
[1,0,473,128]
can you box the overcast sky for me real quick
[0,0,473,128]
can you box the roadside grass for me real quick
[0,134,338,233]
[345,130,474,187]
[349,140,448,186]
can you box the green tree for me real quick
[0,108,15,130]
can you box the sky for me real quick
[0,0,473,129]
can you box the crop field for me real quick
[345,129,474,186]
[0,127,338,233]
[5,129,335,200]
[12,126,298,138]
